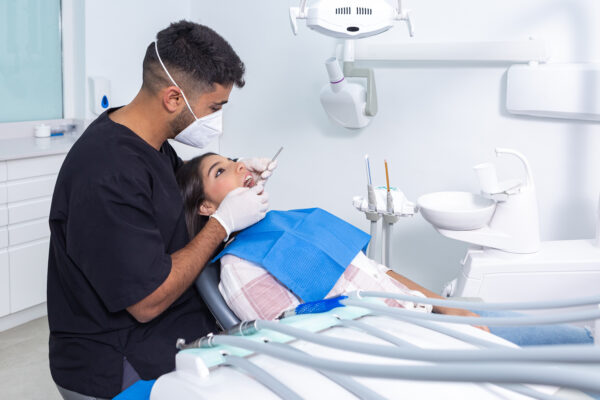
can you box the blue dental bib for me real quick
[213,208,370,302]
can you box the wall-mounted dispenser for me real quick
[89,76,111,116]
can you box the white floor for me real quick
[0,316,62,400]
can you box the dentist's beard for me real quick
[169,108,194,137]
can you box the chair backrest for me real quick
[195,261,240,330]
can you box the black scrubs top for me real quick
[47,109,218,398]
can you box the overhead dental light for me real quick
[289,0,413,39]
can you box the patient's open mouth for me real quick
[243,175,254,188]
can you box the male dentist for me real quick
[47,21,272,399]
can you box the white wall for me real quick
[191,0,600,291]
[84,0,191,119]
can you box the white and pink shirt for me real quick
[218,251,432,321]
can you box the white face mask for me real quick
[174,108,223,148]
[154,41,223,148]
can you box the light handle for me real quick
[395,0,414,36]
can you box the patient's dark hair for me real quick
[142,20,245,97]
[176,153,216,238]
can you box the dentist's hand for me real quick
[241,158,278,185]
[210,184,269,240]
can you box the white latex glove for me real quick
[210,184,269,241]
[241,158,278,185]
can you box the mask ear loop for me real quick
[154,40,199,120]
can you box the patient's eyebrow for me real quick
[207,161,221,177]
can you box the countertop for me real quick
[0,136,75,161]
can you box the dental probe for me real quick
[271,146,283,164]
[259,147,283,188]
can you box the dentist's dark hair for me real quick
[176,152,216,238]
[142,20,245,96]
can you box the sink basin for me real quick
[417,191,496,231]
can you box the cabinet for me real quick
[9,240,50,313]
[0,161,7,318]
[0,138,71,330]
[0,250,8,317]
[0,228,7,248]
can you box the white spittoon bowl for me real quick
[417,191,496,231]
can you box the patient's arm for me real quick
[385,270,446,303]
[386,270,490,332]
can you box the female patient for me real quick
[176,153,462,318]
[176,153,593,346]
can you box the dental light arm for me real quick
[343,62,378,116]
[320,57,373,128]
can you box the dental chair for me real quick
[189,261,598,400]
[195,261,240,330]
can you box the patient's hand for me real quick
[433,306,490,333]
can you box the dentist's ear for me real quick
[198,202,216,217]
[163,86,184,113]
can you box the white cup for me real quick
[34,124,51,138]
[473,162,499,194]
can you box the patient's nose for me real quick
[236,162,246,174]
